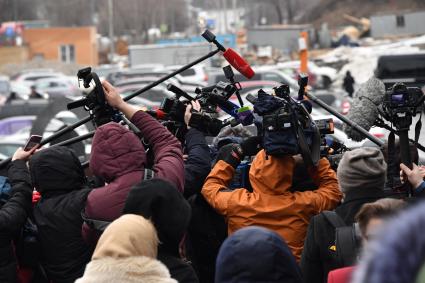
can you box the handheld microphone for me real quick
[222,48,255,79]
[343,77,386,141]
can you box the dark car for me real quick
[375,53,425,90]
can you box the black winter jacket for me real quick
[184,128,211,199]
[300,189,384,283]
[30,147,93,283]
[0,160,33,283]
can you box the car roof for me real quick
[117,83,168,91]
[378,53,425,60]
[0,136,26,144]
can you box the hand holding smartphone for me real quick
[24,135,42,151]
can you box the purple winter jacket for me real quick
[82,110,184,244]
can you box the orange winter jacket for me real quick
[202,150,342,261]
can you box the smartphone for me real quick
[24,135,42,151]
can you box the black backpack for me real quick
[322,211,362,267]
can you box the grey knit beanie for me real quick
[337,147,387,194]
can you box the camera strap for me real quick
[294,106,320,168]
[415,112,422,144]
[386,131,400,189]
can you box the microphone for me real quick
[222,48,255,79]
[343,77,386,141]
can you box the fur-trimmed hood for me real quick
[75,256,177,283]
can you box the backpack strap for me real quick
[335,224,360,266]
[322,211,346,228]
[321,211,361,267]
[144,168,154,180]
[81,211,111,232]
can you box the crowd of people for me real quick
[1,79,425,283]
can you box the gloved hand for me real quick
[215,143,244,169]
[240,136,262,156]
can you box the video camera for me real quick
[381,83,425,131]
[67,67,120,127]
[158,64,254,137]
[247,79,320,167]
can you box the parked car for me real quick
[0,137,25,157]
[93,64,122,81]
[276,61,337,89]
[117,84,174,109]
[208,67,300,90]
[114,77,179,90]
[0,76,10,105]
[9,82,31,99]
[161,64,208,85]
[35,77,81,97]
[106,68,172,85]
[375,53,425,90]
[11,69,66,88]
[0,114,88,138]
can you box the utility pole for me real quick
[13,0,18,21]
[222,0,228,34]
[108,0,115,61]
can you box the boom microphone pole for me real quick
[305,92,384,147]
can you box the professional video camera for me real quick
[67,67,120,127]
[381,83,424,130]
[247,76,321,167]
[195,65,254,126]
[377,83,425,195]
[158,83,224,137]
[316,118,349,170]
[158,64,255,137]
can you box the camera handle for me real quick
[223,65,244,107]
[374,118,425,153]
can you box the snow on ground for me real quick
[319,35,425,87]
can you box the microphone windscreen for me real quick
[343,77,386,141]
[155,109,166,120]
[223,48,255,79]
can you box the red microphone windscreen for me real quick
[155,109,166,120]
[223,48,255,79]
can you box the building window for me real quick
[59,44,75,63]
[396,15,405,27]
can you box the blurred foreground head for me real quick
[76,214,177,283]
[92,214,158,259]
[352,201,425,283]
[215,226,302,283]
